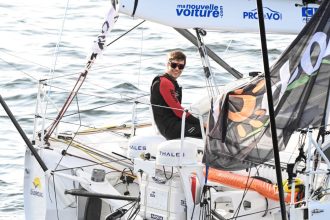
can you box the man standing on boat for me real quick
[150,50,202,140]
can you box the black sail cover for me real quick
[203,1,330,170]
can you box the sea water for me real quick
[0,0,295,219]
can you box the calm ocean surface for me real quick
[0,0,295,219]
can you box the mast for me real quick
[256,0,287,219]
[0,95,48,172]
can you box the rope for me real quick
[106,20,145,47]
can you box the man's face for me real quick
[166,59,185,80]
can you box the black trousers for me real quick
[163,120,202,140]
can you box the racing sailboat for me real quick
[2,0,330,219]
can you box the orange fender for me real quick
[205,167,297,203]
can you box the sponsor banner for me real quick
[30,177,43,197]
[302,7,318,22]
[243,7,282,21]
[176,3,223,18]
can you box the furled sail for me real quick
[203,1,330,170]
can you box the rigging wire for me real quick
[44,0,71,114]
[106,20,145,47]
[52,156,131,174]
[52,174,61,220]
[126,201,140,219]
[222,39,233,56]
[137,27,144,89]
[53,138,135,170]
[48,83,149,101]
[231,167,255,219]
[0,57,39,81]
[0,49,50,70]
[106,201,140,220]
[53,95,82,172]
[288,131,307,164]
[227,205,289,219]
[47,0,70,79]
